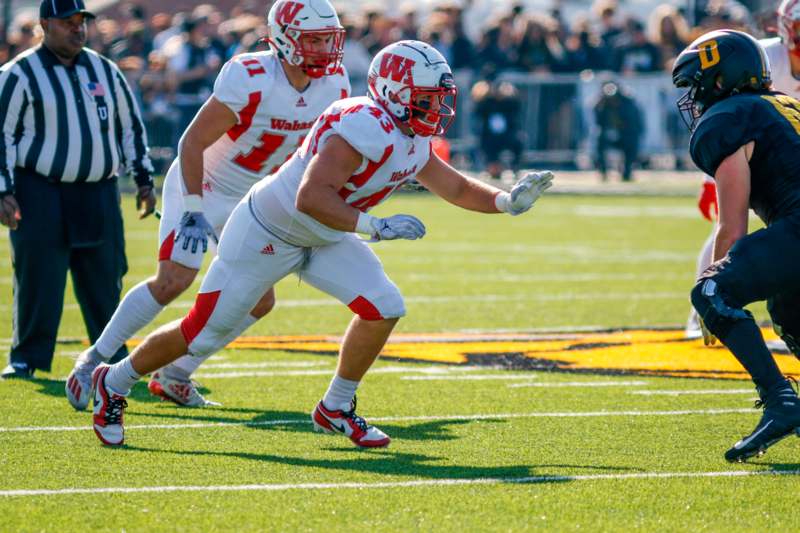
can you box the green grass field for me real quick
[0,190,797,532]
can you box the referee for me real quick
[0,0,156,379]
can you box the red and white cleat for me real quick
[148,371,220,407]
[312,396,390,448]
[91,365,127,446]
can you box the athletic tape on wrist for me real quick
[494,192,511,213]
[356,212,379,234]
[183,194,203,213]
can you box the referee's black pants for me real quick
[8,170,128,372]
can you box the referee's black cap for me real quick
[39,0,96,20]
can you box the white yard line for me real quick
[2,469,798,497]
[630,389,756,396]
[0,408,754,435]
[402,374,542,381]
[405,272,689,283]
[199,361,332,370]
[0,292,687,312]
[508,380,649,388]
[192,366,488,380]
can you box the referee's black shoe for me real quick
[725,380,800,463]
[1,362,35,380]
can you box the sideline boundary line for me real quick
[2,469,799,497]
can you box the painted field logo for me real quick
[215,328,798,380]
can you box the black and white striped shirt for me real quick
[0,44,153,194]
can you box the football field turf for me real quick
[1,190,798,532]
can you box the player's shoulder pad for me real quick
[760,36,783,50]
[214,52,275,112]
[331,63,351,97]
[690,96,754,176]
[330,97,396,162]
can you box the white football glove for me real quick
[496,171,554,216]
[357,213,426,241]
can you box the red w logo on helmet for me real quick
[275,1,303,26]
[378,54,416,84]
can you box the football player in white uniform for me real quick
[66,0,349,410]
[87,40,554,447]
[687,6,799,345]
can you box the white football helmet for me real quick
[778,0,800,53]
[367,40,457,137]
[266,0,345,78]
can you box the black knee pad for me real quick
[690,279,753,339]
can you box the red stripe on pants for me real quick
[181,290,222,344]
[348,296,384,321]
[158,230,176,262]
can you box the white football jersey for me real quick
[762,37,800,99]
[251,96,432,246]
[203,51,350,197]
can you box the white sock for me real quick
[95,281,164,360]
[104,358,142,396]
[322,375,359,412]
[169,313,258,377]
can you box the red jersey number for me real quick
[233,132,286,173]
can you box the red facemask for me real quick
[402,85,458,137]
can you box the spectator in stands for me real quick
[594,81,643,182]
[191,4,229,60]
[422,9,456,62]
[472,73,523,180]
[447,9,475,70]
[7,18,39,57]
[167,15,222,139]
[342,17,371,96]
[94,18,123,57]
[596,1,623,65]
[398,5,419,41]
[475,22,515,74]
[564,17,606,72]
[139,51,175,172]
[614,18,662,73]
[360,9,395,56]
[153,12,185,52]
[648,4,690,70]
[110,19,151,62]
[516,14,568,72]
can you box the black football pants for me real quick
[7,171,128,372]
[695,211,800,354]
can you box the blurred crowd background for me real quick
[0,0,781,179]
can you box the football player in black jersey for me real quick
[674,29,800,462]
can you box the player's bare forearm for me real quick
[712,144,751,262]
[296,134,363,230]
[296,180,362,231]
[712,225,745,262]
[179,136,206,195]
[416,153,501,213]
[130,321,189,376]
[180,97,239,195]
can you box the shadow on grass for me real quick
[122,444,641,482]
[123,444,543,481]
[126,407,473,442]
[751,462,800,471]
